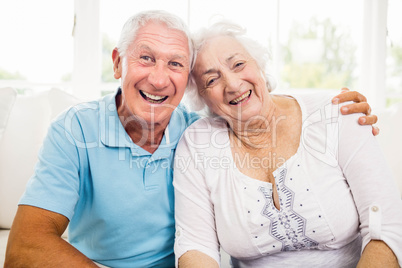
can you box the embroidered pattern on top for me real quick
[259,168,318,251]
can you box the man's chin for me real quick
[141,110,174,127]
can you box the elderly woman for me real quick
[173,22,402,268]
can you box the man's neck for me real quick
[124,119,167,154]
[115,93,169,154]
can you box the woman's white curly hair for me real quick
[184,20,277,114]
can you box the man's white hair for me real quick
[116,10,195,70]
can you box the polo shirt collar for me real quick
[99,88,185,159]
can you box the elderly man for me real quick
[5,10,377,268]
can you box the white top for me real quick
[173,93,402,267]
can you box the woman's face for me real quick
[193,36,270,124]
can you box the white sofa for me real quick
[0,87,401,266]
[0,87,81,265]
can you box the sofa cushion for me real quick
[0,88,17,142]
[0,229,9,265]
[0,89,80,228]
[49,88,82,119]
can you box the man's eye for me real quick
[141,56,153,62]
[170,61,183,67]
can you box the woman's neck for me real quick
[229,96,281,150]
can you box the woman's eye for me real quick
[234,62,244,68]
[207,78,216,86]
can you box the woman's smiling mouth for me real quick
[229,90,252,105]
[140,90,168,104]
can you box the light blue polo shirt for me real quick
[19,89,199,268]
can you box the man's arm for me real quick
[357,240,399,268]
[332,88,379,135]
[5,205,98,268]
[179,250,219,268]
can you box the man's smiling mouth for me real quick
[229,90,252,105]
[140,90,168,104]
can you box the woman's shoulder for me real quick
[288,91,336,115]
[274,91,347,126]
[178,116,229,152]
[185,116,228,133]
[289,91,365,128]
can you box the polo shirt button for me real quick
[108,103,115,111]
[371,206,379,212]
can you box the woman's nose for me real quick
[225,73,242,94]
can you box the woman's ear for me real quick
[112,48,122,79]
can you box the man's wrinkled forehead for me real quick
[134,22,190,54]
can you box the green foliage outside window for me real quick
[0,69,26,80]
[281,17,357,90]
[387,43,402,93]
[102,34,116,83]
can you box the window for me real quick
[277,0,363,92]
[188,0,276,46]
[0,0,74,94]
[386,0,402,106]
[1,0,399,108]
[99,0,276,94]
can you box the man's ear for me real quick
[112,48,122,79]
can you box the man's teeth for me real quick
[142,91,166,100]
[230,90,251,105]
[141,91,168,103]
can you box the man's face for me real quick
[113,21,190,127]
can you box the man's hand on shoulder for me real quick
[332,88,379,136]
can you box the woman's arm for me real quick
[179,250,219,268]
[357,240,399,267]
[337,112,402,266]
[174,122,221,266]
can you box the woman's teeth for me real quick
[229,90,251,105]
[140,90,168,104]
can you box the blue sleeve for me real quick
[19,112,83,221]
[177,103,200,127]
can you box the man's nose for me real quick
[148,62,170,90]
